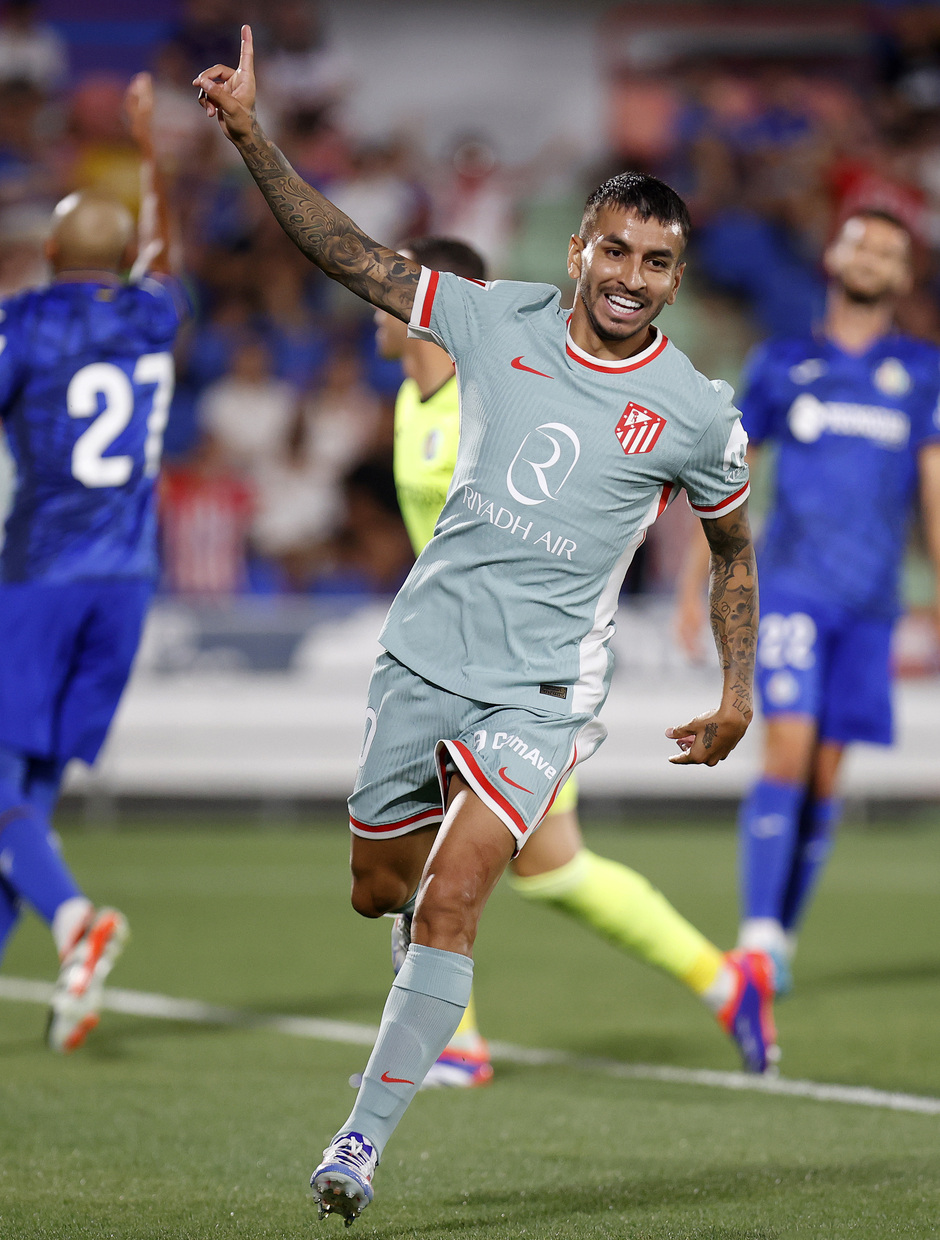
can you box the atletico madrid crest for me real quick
[615,402,666,455]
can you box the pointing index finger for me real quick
[239,23,254,75]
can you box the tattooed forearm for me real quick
[237,119,420,318]
[702,502,757,723]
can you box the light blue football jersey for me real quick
[379,269,749,715]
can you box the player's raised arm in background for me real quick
[666,501,757,767]
[125,72,178,278]
[193,25,421,320]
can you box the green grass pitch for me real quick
[1,815,938,1239]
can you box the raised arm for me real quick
[666,500,757,766]
[125,72,178,277]
[194,25,420,320]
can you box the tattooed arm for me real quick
[194,26,420,319]
[666,501,757,767]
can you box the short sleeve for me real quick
[912,352,940,451]
[680,386,751,519]
[736,341,780,446]
[408,268,534,360]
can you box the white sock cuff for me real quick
[51,896,94,958]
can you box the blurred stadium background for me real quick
[0,0,938,815]
[3,6,940,1238]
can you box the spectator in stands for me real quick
[0,0,66,94]
[159,434,254,596]
[196,332,302,477]
[256,0,351,132]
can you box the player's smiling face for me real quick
[567,206,685,357]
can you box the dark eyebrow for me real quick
[601,233,677,260]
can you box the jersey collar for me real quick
[565,323,668,374]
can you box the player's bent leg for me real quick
[510,814,778,1072]
[0,793,87,934]
[24,755,69,818]
[0,874,21,963]
[511,835,723,987]
[410,775,517,956]
[0,746,128,1047]
[313,779,513,1223]
[510,805,581,877]
[349,826,438,920]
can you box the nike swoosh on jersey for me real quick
[498,767,534,794]
[381,1071,415,1084]
[511,356,554,379]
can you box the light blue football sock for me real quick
[739,778,805,921]
[780,796,841,931]
[337,944,473,1157]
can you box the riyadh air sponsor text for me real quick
[462,486,577,559]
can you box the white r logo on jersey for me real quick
[506,422,580,506]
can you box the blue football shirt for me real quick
[739,331,940,619]
[0,275,188,583]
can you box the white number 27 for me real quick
[67,352,174,488]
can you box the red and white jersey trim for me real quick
[410,266,440,331]
[565,325,668,374]
[438,738,582,849]
[410,267,493,336]
[688,480,750,518]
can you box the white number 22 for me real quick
[67,352,174,488]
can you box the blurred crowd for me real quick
[1,0,940,600]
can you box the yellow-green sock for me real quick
[509,849,723,995]
[447,990,484,1050]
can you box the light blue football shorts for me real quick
[348,651,605,851]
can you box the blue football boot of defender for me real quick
[718,950,779,1074]
[311,1131,378,1226]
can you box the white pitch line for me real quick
[2,976,939,1117]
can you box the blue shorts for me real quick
[348,652,605,851]
[755,588,894,746]
[0,580,153,763]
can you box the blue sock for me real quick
[337,944,473,1157]
[780,796,841,931]
[739,778,806,921]
[0,812,83,925]
[0,873,21,964]
[0,744,81,929]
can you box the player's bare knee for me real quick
[349,871,409,920]
[412,881,479,953]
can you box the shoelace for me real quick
[326,1134,375,1174]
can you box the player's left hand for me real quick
[193,24,256,145]
[125,71,154,148]
[665,704,749,767]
